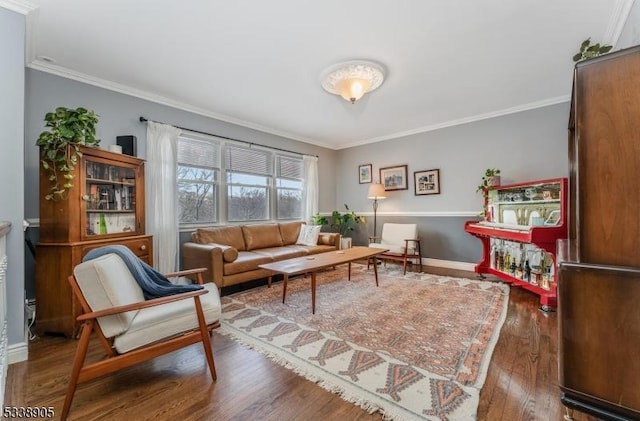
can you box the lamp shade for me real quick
[321,60,386,104]
[367,183,387,199]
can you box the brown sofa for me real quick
[182,221,340,290]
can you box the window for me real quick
[226,145,271,222]
[177,137,219,224]
[276,155,303,220]
[177,135,307,225]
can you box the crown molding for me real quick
[22,0,626,151]
[604,0,636,46]
[26,60,336,151]
[0,0,36,15]
[340,95,570,149]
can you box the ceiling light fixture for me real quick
[321,60,385,104]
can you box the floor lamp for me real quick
[367,183,387,239]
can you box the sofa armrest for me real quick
[318,232,340,248]
[182,242,224,288]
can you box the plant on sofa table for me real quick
[312,205,365,247]
[36,106,100,200]
[331,204,365,237]
[312,205,365,236]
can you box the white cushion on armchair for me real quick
[73,253,222,353]
[369,223,418,255]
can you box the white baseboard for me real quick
[422,258,476,272]
[7,342,28,364]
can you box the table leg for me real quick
[282,274,289,304]
[267,276,272,288]
[311,272,317,314]
[348,262,351,280]
[373,256,379,286]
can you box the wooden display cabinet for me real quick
[558,45,640,420]
[36,146,152,337]
[464,177,567,311]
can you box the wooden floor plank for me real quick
[6,267,601,420]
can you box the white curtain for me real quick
[145,121,182,273]
[303,155,319,223]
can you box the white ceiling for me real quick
[22,0,633,149]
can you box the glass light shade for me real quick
[337,78,371,103]
[321,60,385,104]
[368,183,387,199]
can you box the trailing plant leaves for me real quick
[37,106,100,200]
[580,39,590,50]
[573,38,612,62]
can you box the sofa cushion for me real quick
[252,246,306,260]
[223,251,274,276]
[242,224,284,250]
[114,283,221,353]
[73,254,145,339]
[289,244,337,255]
[279,221,303,245]
[195,226,246,251]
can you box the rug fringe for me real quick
[218,326,415,421]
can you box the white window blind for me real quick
[178,137,220,169]
[225,145,271,175]
[276,155,303,180]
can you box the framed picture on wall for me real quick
[359,164,372,184]
[380,165,408,191]
[414,169,440,195]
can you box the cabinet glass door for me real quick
[84,159,137,236]
[488,181,562,227]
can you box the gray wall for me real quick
[1,7,26,345]
[618,0,640,49]
[25,69,338,220]
[24,69,338,298]
[336,102,571,263]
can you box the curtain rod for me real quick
[139,116,317,158]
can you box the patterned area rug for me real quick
[219,264,509,420]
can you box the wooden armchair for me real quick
[368,223,423,274]
[61,253,222,420]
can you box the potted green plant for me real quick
[36,106,100,200]
[476,168,501,193]
[476,168,501,220]
[313,205,365,249]
[572,38,612,62]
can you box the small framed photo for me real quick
[358,164,372,184]
[380,165,408,191]
[414,169,441,195]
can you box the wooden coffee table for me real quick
[259,246,388,314]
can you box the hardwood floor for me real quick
[6,266,600,420]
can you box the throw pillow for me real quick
[296,225,321,247]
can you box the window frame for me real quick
[275,155,304,220]
[176,135,221,229]
[177,134,305,227]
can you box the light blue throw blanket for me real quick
[83,245,203,300]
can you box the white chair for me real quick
[62,253,222,420]
[368,223,423,274]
